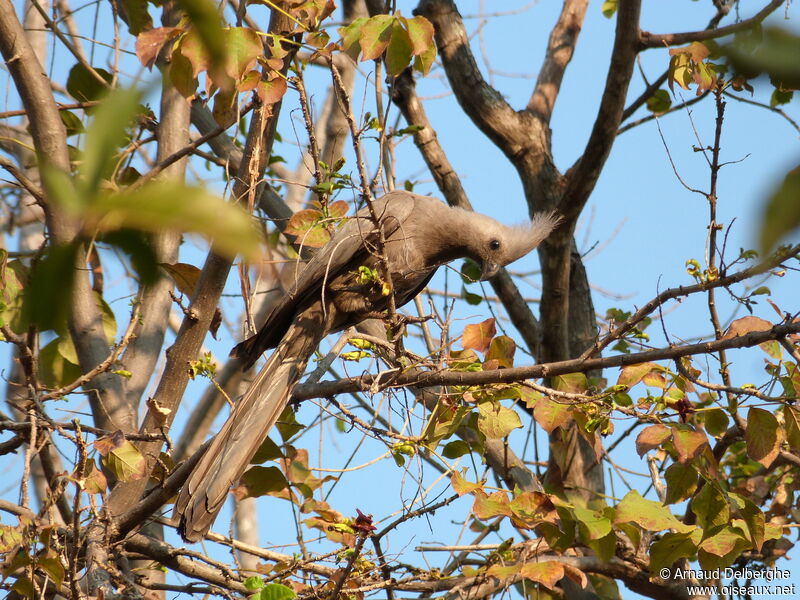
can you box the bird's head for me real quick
[475,210,562,280]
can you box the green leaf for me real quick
[88,180,263,261]
[338,17,368,61]
[223,27,262,81]
[60,110,85,137]
[690,482,729,531]
[414,42,437,75]
[729,492,765,552]
[783,405,800,453]
[251,437,283,464]
[552,373,588,394]
[120,0,152,35]
[360,14,394,61]
[614,490,693,533]
[66,63,112,103]
[79,86,144,196]
[0,256,28,335]
[168,49,198,98]
[239,466,290,498]
[698,526,750,557]
[23,243,79,332]
[664,462,697,504]
[276,406,304,442]
[649,530,701,576]
[251,583,296,600]
[460,258,482,284]
[174,0,226,76]
[760,165,800,255]
[485,335,516,369]
[601,0,618,18]
[100,229,159,285]
[573,506,612,541]
[770,89,794,107]
[38,555,65,589]
[244,575,264,590]
[405,15,435,56]
[442,440,471,459]
[477,401,522,439]
[102,440,147,482]
[39,338,82,388]
[586,530,617,562]
[385,20,413,76]
[461,286,483,306]
[646,89,672,113]
[703,407,729,437]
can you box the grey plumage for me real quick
[174,190,559,542]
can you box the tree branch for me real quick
[121,2,190,415]
[293,320,800,400]
[639,0,783,49]
[527,0,589,122]
[561,0,641,222]
[415,0,530,155]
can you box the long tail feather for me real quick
[175,315,324,542]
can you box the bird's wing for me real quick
[232,192,418,365]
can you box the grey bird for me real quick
[174,190,560,542]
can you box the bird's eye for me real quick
[489,239,501,251]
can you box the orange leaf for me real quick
[635,424,671,457]
[670,426,709,464]
[723,316,773,339]
[462,318,496,354]
[745,407,783,467]
[519,561,564,590]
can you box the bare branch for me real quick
[639,0,783,49]
[560,0,642,222]
[415,0,530,155]
[527,0,589,121]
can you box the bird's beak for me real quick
[480,261,500,281]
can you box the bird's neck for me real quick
[424,204,482,265]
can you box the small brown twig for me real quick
[40,299,141,400]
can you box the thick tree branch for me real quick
[561,0,641,222]
[527,0,589,122]
[415,0,530,156]
[123,534,249,593]
[122,2,189,413]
